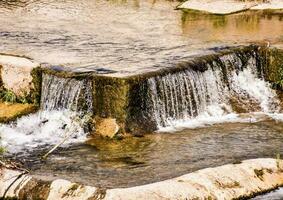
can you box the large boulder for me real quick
[0,54,41,104]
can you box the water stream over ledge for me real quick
[0,1,283,198]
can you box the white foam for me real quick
[0,111,87,154]
[158,104,240,132]
[268,113,283,122]
[231,68,279,113]
[155,65,281,132]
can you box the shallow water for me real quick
[252,188,283,200]
[11,120,283,189]
[0,0,282,75]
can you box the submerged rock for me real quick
[0,158,283,199]
[94,117,120,138]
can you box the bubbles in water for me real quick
[148,51,281,131]
[0,73,93,154]
[0,110,87,154]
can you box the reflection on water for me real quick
[0,0,282,75]
[181,10,283,43]
[14,120,283,188]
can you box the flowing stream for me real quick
[0,73,93,154]
[146,51,282,131]
[0,1,282,196]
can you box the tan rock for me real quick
[0,158,283,199]
[251,0,283,10]
[0,102,38,123]
[95,117,120,138]
[177,0,258,15]
[0,54,39,98]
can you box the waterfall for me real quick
[147,51,281,129]
[40,73,93,113]
[0,73,94,154]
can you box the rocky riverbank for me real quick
[0,158,282,199]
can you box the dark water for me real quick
[15,120,283,189]
[0,0,282,76]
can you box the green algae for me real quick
[266,47,283,90]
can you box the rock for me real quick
[0,54,40,101]
[94,117,120,138]
[251,0,283,10]
[0,102,38,123]
[177,0,258,15]
[1,158,283,199]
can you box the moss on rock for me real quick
[266,47,283,90]
[0,103,38,123]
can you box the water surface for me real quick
[0,0,282,75]
[14,120,283,188]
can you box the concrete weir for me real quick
[0,158,283,199]
[0,45,283,135]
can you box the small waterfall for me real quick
[40,73,93,113]
[0,73,94,154]
[148,51,280,129]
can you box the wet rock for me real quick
[0,54,40,103]
[251,0,283,10]
[1,158,283,200]
[177,0,283,14]
[266,47,283,90]
[177,0,258,15]
[94,117,120,138]
[0,102,38,123]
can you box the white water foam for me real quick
[150,54,282,132]
[157,104,264,132]
[230,68,280,113]
[0,110,87,154]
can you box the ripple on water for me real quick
[0,0,282,75]
[7,120,283,188]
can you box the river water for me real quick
[0,0,283,75]
[1,0,283,198]
[6,120,280,189]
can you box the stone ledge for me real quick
[251,0,283,10]
[177,0,283,15]
[0,158,283,199]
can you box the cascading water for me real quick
[0,73,93,154]
[147,51,282,131]
[40,73,93,113]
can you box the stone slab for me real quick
[0,158,283,199]
[177,0,258,15]
[251,0,283,10]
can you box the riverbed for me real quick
[7,120,281,188]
